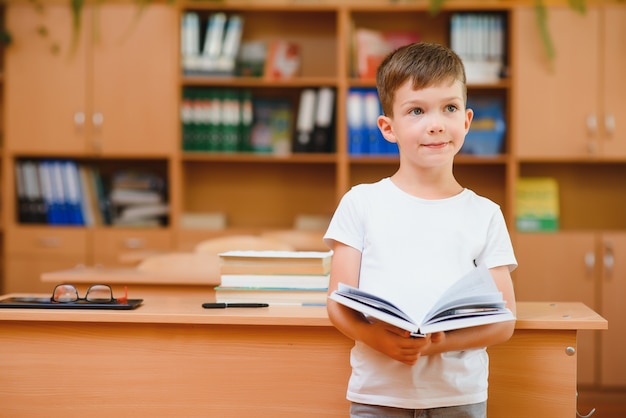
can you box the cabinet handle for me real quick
[603,241,614,280]
[124,238,146,249]
[37,236,62,248]
[586,114,597,135]
[605,113,615,136]
[584,251,595,278]
[92,112,104,128]
[74,112,85,128]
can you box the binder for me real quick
[14,161,31,223]
[61,160,85,226]
[312,87,335,153]
[363,89,385,155]
[219,14,244,74]
[200,12,227,72]
[347,88,367,155]
[293,88,317,153]
[38,160,60,225]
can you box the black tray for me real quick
[0,297,144,310]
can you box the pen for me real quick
[202,302,269,309]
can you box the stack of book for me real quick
[215,250,333,305]
[515,177,560,232]
[108,170,169,227]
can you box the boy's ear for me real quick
[464,108,474,134]
[377,115,397,143]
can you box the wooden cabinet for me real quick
[2,3,178,293]
[514,232,626,387]
[4,3,177,156]
[512,5,626,159]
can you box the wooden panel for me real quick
[92,4,178,156]
[488,330,577,417]
[0,322,353,417]
[5,4,88,154]
[512,7,600,159]
[599,233,626,386]
[600,5,626,155]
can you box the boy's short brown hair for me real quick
[376,42,467,117]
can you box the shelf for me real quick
[181,151,337,164]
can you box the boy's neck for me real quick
[390,168,463,200]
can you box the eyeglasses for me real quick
[51,284,127,304]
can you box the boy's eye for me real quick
[445,105,458,112]
[409,108,423,116]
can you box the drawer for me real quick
[5,226,89,257]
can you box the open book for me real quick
[329,264,515,337]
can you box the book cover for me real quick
[264,40,300,79]
[219,250,332,275]
[515,177,559,232]
[220,273,330,289]
[329,264,515,337]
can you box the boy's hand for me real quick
[362,320,437,366]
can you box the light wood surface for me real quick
[0,299,607,417]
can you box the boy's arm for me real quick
[326,241,434,365]
[421,265,517,355]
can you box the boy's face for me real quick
[377,78,472,169]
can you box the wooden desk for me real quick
[0,298,606,417]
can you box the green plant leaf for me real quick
[69,0,85,56]
[534,0,556,64]
[428,0,446,16]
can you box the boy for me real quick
[324,42,517,417]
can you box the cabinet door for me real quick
[92,4,177,156]
[512,7,600,159]
[512,232,597,384]
[600,5,626,156]
[5,4,89,154]
[599,233,626,386]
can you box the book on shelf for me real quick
[450,13,505,84]
[219,250,333,275]
[353,28,420,79]
[329,264,515,337]
[515,177,559,232]
[214,286,328,305]
[263,40,301,79]
[220,273,330,289]
[250,97,292,154]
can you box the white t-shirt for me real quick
[324,178,517,409]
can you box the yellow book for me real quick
[515,177,559,231]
